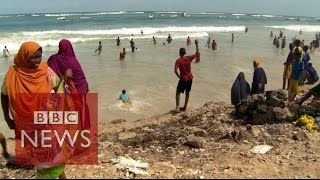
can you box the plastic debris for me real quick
[110,156,149,175]
[250,145,273,154]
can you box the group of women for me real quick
[1,39,89,179]
[231,58,267,108]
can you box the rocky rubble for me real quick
[0,88,319,179]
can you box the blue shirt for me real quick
[302,52,310,69]
[291,60,304,80]
[306,66,319,81]
[119,93,129,102]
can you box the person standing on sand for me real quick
[174,40,199,112]
[289,47,304,101]
[116,37,121,46]
[187,36,191,46]
[95,41,102,55]
[231,72,250,108]
[283,43,294,90]
[232,34,234,43]
[1,41,68,179]
[250,58,267,95]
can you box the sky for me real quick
[1,0,319,17]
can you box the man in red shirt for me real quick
[174,40,199,112]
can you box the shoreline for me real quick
[1,84,319,178]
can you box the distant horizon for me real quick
[0,10,318,18]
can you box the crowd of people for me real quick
[231,30,320,110]
[1,27,320,179]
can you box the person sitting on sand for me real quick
[231,72,250,108]
[119,48,126,60]
[174,40,199,112]
[250,58,267,95]
[305,63,319,84]
[119,89,130,103]
[300,45,311,85]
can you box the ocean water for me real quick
[1,11,320,136]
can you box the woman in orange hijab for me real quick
[0,41,67,179]
[1,41,60,129]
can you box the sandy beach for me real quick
[0,10,320,179]
[0,84,319,179]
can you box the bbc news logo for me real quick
[15,93,98,165]
[21,111,91,149]
[34,111,79,125]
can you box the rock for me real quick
[185,127,207,137]
[243,140,250,144]
[118,132,137,140]
[292,130,309,141]
[184,135,206,148]
[110,119,127,124]
[247,125,261,137]
[272,107,292,123]
[257,104,268,113]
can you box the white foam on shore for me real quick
[232,14,246,16]
[0,16,11,18]
[80,16,92,19]
[21,26,245,36]
[262,15,276,18]
[155,12,180,14]
[193,12,224,15]
[108,100,153,114]
[1,26,244,50]
[44,13,82,17]
[266,25,320,32]
[83,11,126,16]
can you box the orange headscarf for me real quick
[5,41,52,119]
[253,58,261,68]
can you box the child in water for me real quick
[119,90,131,104]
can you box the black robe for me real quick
[231,72,251,106]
